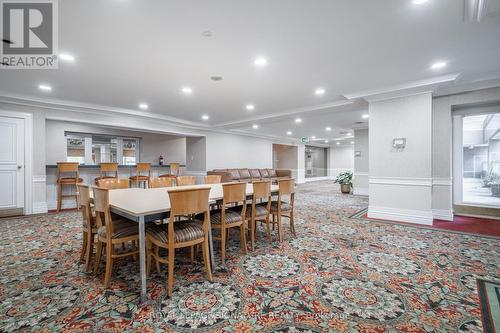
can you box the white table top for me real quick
[102,183,279,217]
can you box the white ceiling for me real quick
[1,0,500,140]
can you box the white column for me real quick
[297,144,306,184]
[368,92,433,225]
[353,128,369,196]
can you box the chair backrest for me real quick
[168,187,211,216]
[77,183,93,227]
[92,187,114,237]
[150,177,174,188]
[222,182,247,205]
[57,162,79,176]
[98,178,129,189]
[176,176,196,186]
[252,180,271,200]
[278,179,295,195]
[136,162,151,173]
[170,162,180,176]
[204,175,222,184]
[100,162,118,175]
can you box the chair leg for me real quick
[240,222,247,255]
[265,217,272,242]
[250,219,255,252]
[155,245,161,274]
[277,214,283,243]
[146,239,151,276]
[132,240,138,261]
[221,227,226,263]
[94,241,103,274]
[80,230,87,262]
[84,231,94,273]
[57,184,62,212]
[202,239,213,281]
[104,243,114,288]
[167,246,175,298]
[190,246,195,264]
[290,211,296,237]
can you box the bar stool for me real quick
[94,162,119,185]
[56,162,83,212]
[159,162,180,179]
[129,162,151,188]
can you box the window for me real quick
[122,138,139,165]
[66,135,85,164]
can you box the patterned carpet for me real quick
[0,181,499,332]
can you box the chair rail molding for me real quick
[432,178,453,186]
[369,177,433,187]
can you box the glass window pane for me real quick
[66,135,85,164]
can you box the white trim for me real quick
[353,187,369,196]
[432,178,452,186]
[432,209,454,221]
[0,110,33,215]
[32,202,48,214]
[32,175,47,183]
[454,212,500,221]
[369,177,432,187]
[368,205,433,225]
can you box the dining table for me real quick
[94,182,279,301]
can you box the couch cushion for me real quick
[267,169,277,177]
[238,168,251,179]
[249,169,261,179]
[227,169,240,180]
[259,169,269,178]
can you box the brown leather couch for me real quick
[206,168,292,183]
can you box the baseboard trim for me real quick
[32,202,48,214]
[368,205,433,225]
[432,209,454,221]
[353,187,369,196]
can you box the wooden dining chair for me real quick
[245,181,272,250]
[204,175,222,184]
[150,177,175,188]
[270,179,296,242]
[159,162,180,178]
[93,187,139,287]
[176,176,196,186]
[56,162,83,211]
[210,182,247,263]
[77,184,97,273]
[97,178,130,189]
[94,162,119,185]
[129,163,151,188]
[146,187,212,297]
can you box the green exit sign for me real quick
[300,137,310,144]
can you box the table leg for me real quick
[207,223,216,272]
[138,215,147,301]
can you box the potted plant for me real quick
[490,174,500,197]
[334,170,353,194]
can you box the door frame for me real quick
[0,110,33,215]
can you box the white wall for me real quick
[353,128,369,195]
[368,92,433,225]
[186,136,206,173]
[330,146,354,178]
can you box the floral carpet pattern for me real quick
[0,181,499,332]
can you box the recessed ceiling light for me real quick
[431,61,447,70]
[246,104,255,111]
[413,0,429,4]
[58,53,75,62]
[362,114,369,119]
[252,124,259,129]
[138,103,148,110]
[201,115,209,120]
[311,136,316,139]
[315,88,325,95]
[350,141,355,144]
[38,84,52,92]
[295,118,302,123]
[325,127,332,131]
[336,142,340,145]
[181,87,193,94]
[324,140,329,143]
[347,133,353,136]
[286,131,292,135]
[254,57,267,66]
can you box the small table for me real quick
[104,183,279,301]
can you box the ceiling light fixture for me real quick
[324,140,329,143]
[254,57,267,66]
[38,84,52,92]
[246,104,255,111]
[58,53,75,62]
[295,118,302,123]
[315,88,325,95]
[311,136,316,139]
[138,103,148,110]
[286,131,292,135]
[181,87,193,94]
[201,115,209,120]
[347,133,353,136]
[325,127,332,131]
[336,142,340,145]
[362,114,369,119]
[252,124,259,129]
[350,141,355,144]
[431,61,447,70]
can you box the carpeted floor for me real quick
[0,181,499,332]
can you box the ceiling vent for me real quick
[464,0,487,22]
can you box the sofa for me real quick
[206,168,292,183]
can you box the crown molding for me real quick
[343,73,460,102]
[213,99,355,128]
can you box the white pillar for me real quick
[353,128,369,196]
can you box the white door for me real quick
[0,116,25,212]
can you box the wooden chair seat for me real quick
[270,201,292,212]
[209,209,244,224]
[94,176,117,184]
[97,222,138,239]
[58,177,83,184]
[147,222,204,244]
[129,175,150,181]
[244,203,269,218]
[159,174,176,178]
